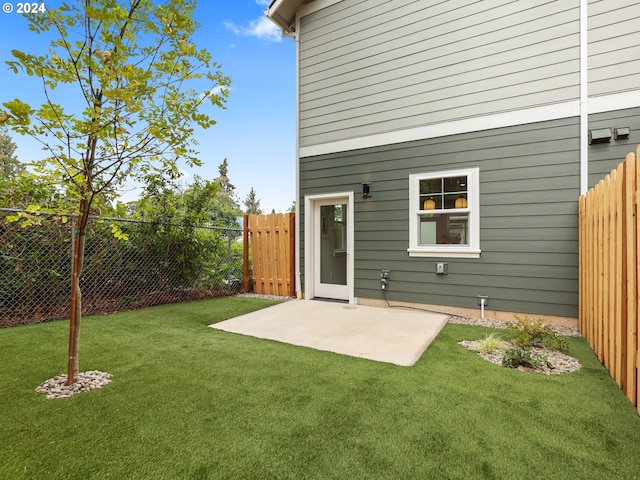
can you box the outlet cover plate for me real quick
[435,262,448,274]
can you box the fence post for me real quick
[243,215,249,292]
[226,229,232,288]
[289,213,295,297]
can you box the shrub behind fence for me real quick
[0,210,244,326]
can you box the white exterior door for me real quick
[305,193,354,303]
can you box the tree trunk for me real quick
[67,210,88,385]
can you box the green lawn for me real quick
[1,297,639,479]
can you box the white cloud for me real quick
[255,0,271,6]
[224,16,282,43]
[208,86,226,96]
[223,20,241,36]
[202,85,231,99]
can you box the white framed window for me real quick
[408,167,480,258]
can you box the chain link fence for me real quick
[0,209,245,327]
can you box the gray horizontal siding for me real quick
[588,0,640,97]
[587,107,640,187]
[298,0,580,148]
[300,116,581,317]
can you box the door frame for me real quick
[304,191,355,304]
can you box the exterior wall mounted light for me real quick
[362,182,371,197]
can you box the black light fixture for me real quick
[589,128,612,144]
[615,127,630,140]
[362,182,371,197]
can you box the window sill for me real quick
[407,248,481,259]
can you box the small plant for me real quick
[468,332,506,354]
[502,346,553,370]
[508,315,568,352]
[501,315,568,371]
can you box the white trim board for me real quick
[299,91,640,158]
[590,91,640,115]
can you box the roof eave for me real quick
[265,0,304,34]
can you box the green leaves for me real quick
[501,346,552,370]
[110,223,129,241]
[508,315,569,352]
[2,0,230,220]
[5,205,64,228]
[501,316,569,370]
[3,99,33,127]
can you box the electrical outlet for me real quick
[380,270,390,290]
[435,262,448,275]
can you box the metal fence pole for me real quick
[226,228,232,288]
[243,215,249,292]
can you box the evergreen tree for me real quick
[0,128,23,179]
[215,158,235,194]
[212,158,241,226]
[243,187,263,214]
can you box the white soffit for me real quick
[266,0,304,33]
[267,0,342,33]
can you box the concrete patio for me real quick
[209,300,450,366]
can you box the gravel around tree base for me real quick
[36,371,113,399]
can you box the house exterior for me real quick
[266,0,640,323]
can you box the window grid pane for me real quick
[419,175,469,212]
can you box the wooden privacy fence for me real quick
[244,213,295,297]
[579,145,640,414]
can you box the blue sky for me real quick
[0,0,297,212]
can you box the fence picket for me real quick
[580,194,586,334]
[632,148,640,406]
[603,175,611,368]
[596,180,604,361]
[276,215,287,295]
[624,153,634,396]
[615,163,625,387]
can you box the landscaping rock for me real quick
[36,371,112,399]
[236,293,293,302]
[449,315,581,337]
[458,340,581,375]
